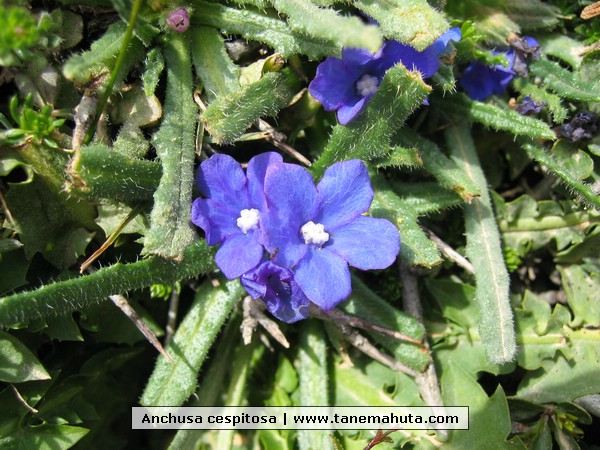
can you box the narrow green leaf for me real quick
[522,142,600,209]
[374,145,423,169]
[191,26,240,102]
[297,320,332,450]
[530,58,600,102]
[193,0,339,59]
[142,47,165,98]
[140,279,243,406]
[500,0,559,30]
[270,0,382,52]
[62,22,144,93]
[143,34,197,259]
[395,128,481,201]
[72,144,161,202]
[312,64,431,176]
[512,79,568,123]
[342,276,429,372]
[441,94,556,140]
[201,69,300,144]
[446,124,516,364]
[389,181,464,215]
[110,0,159,46]
[351,0,448,51]
[0,240,215,327]
[370,175,442,268]
[0,331,50,382]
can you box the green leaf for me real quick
[62,21,144,93]
[395,129,481,201]
[388,181,464,215]
[191,26,240,103]
[351,0,448,51]
[512,79,568,123]
[538,35,584,69]
[0,330,50,382]
[550,140,594,181]
[558,265,600,328]
[370,175,442,268]
[517,327,600,403]
[0,248,29,296]
[496,194,600,257]
[529,58,600,102]
[297,320,332,450]
[140,279,243,406]
[0,240,215,327]
[341,276,429,372]
[446,125,516,364]
[522,143,600,209]
[441,364,526,449]
[441,94,556,140]
[312,64,431,176]
[201,69,300,144]
[110,0,158,46]
[374,146,423,169]
[143,34,197,259]
[193,0,338,59]
[141,47,164,98]
[0,424,89,450]
[72,144,161,203]
[270,0,382,52]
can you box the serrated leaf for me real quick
[351,0,448,51]
[201,69,300,144]
[517,328,600,403]
[558,265,600,328]
[530,58,600,102]
[271,0,382,52]
[193,0,339,59]
[312,64,431,176]
[0,330,50,382]
[442,94,556,140]
[447,125,516,364]
[441,364,526,449]
[140,279,243,406]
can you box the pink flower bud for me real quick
[166,8,190,32]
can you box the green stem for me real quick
[83,0,143,144]
[499,212,600,232]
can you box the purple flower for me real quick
[514,96,546,115]
[460,36,540,101]
[308,28,461,125]
[460,51,516,101]
[191,152,282,279]
[261,159,400,310]
[241,261,310,323]
[166,8,190,33]
[555,111,597,142]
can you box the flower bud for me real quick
[166,8,189,33]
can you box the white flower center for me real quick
[237,208,260,234]
[301,221,329,246]
[356,74,380,97]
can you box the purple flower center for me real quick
[237,208,260,234]
[355,74,380,97]
[300,221,329,246]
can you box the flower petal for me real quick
[241,261,310,323]
[309,57,358,111]
[336,96,369,125]
[341,47,378,67]
[295,247,351,310]
[191,198,238,245]
[215,233,264,279]
[328,216,400,270]
[246,151,283,210]
[263,163,318,267]
[316,159,373,229]
[382,41,440,78]
[429,27,462,57]
[196,154,249,210]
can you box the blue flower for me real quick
[261,159,400,310]
[308,28,461,125]
[459,51,516,101]
[241,261,310,323]
[191,152,282,279]
[460,36,540,101]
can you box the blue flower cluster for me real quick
[308,28,461,125]
[191,153,400,323]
